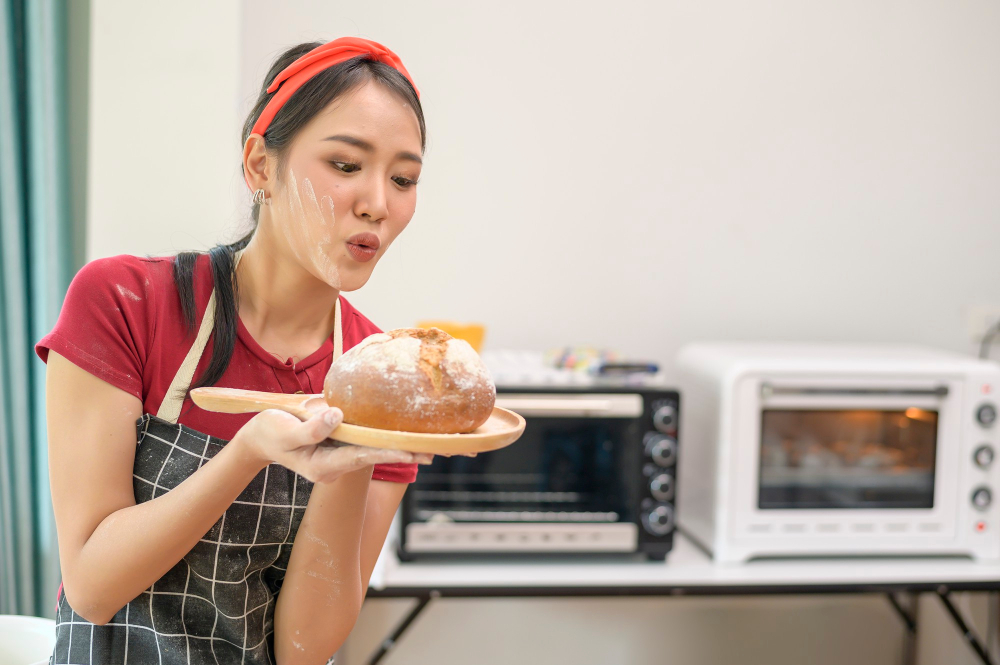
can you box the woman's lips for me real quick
[346,232,380,263]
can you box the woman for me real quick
[38,37,432,664]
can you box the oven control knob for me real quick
[649,473,675,502]
[977,404,997,428]
[972,487,992,511]
[652,404,678,433]
[645,434,677,467]
[642,504,675,536]
[974,445,995,469]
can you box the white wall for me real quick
[236,0,1000,369]
[87,0,244,260]
[86,1,1000,663]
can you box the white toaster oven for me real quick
[676,343,1000,562]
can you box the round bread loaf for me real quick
[324,327,496,433]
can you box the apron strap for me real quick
[157,289,217,424]
[333,297,343,360]
[156,251,345,424]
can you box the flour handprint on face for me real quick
[274,169,342,289]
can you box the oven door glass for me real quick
[758,408,938,509]
[411,417,636,523]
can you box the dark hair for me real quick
[172,41,425,394]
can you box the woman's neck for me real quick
[235,230,340,362]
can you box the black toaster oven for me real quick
[399,383,680,561]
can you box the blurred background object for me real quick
[416,321,486,353]
[0,614,56,665]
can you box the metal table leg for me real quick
[887,592,918,665]
[366,592,437,665]
[937,589,995,665]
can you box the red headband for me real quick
[249,37,419,141]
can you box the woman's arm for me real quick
[273,474,410,664]
[47,352,421,626]
[360,479,409,597]
[47,351,268,624]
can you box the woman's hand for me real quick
[235,404,433,483]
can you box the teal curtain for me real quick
[0,0,75,617]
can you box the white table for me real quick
[364,531,1000,665]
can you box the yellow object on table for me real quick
[416,321,485,352]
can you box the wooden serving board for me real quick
[189,387,525,456]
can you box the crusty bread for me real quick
[324,327,496,433]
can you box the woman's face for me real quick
[266,80,423,291]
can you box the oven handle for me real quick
[494,395,644,417]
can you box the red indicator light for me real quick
[984,385,993,395]
[976,521,987,533]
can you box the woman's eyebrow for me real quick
[323,134,422,165]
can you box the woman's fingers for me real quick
[296,407,344,448]
[300,444,432,482]
[252,407,436,482]
[338,445,421,467]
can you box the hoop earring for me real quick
[252,188,269,205]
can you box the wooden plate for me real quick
[189,387,525,455]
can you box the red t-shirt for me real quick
[36,253,417,484]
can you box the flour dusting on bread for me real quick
[444,339,494,391]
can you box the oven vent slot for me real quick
[761,385,949,398]
[416,509,620,523]
[413,491,583,503]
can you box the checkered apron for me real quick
[50,285,344,665]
